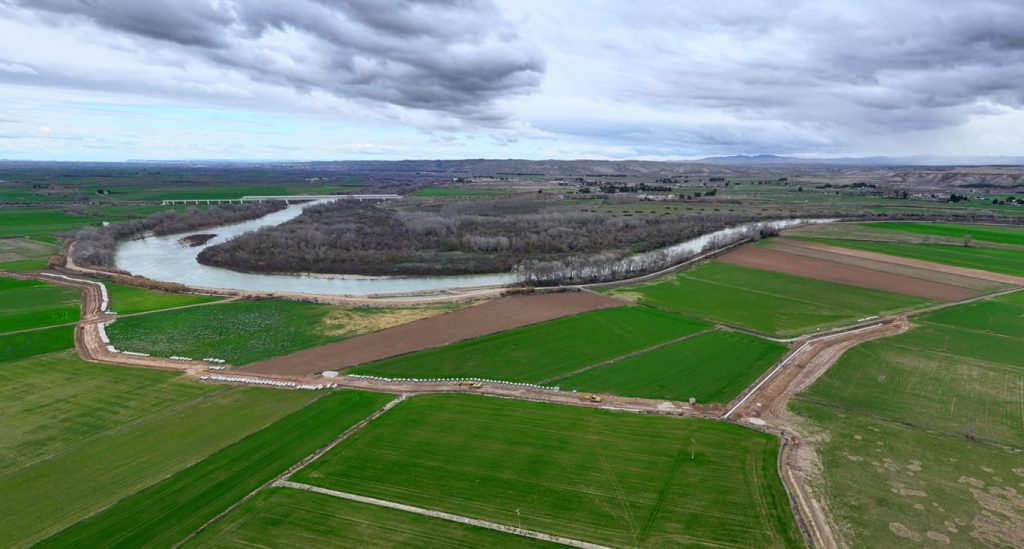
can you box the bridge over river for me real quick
[161,194,402,205]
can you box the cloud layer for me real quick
[4,0,543,121]
[0,0,1022,159]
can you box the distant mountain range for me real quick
[696,154,1024,166]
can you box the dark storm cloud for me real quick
[15,0,232,47]
[3,0,544,120]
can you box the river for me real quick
[115,201,832,297]
[114,201,515,296]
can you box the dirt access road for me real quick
[722,317,911,549]
[27,272,213,374]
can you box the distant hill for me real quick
[698,154,1024,166]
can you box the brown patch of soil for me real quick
[319,307,452,338]
[782,239,1024,286]
[178,233,217,247]
[243,291,625,377]
[889,522,921,541]
[768,238,1009,292]
[718,246,981,301]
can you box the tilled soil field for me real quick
[244,291,625,377]
[785,239,1024,285]
[767,238,1010,292]
[718,246,981,301]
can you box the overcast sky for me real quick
[1,0,1022,161]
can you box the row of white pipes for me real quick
[201,374,333,391]
[346,374,560,392]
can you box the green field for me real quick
[0,277,80,334]
[41,390,393,548]
[556,330,787,403]
[0,208,130,238]
[792,401,1023,548]
[0,356,320,547]
[621,262,929,337]
[186,488,554,548]
[0,352,218,474]
[0,237,58,271]
[105,282,223,314]
[862,222,1024,246]
[105,299,403,365]
[295,394,802,548]
[0,326,75,363]
[791,292,1024,547]
[920,297,1024,339]
[353,307,709,383]
[800,295,1024,448]
[414,187,507,197]
[810,238,1024,277]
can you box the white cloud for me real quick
[0,0,1022,159]
[0,61,35,75]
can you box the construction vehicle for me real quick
[579,394,603,403]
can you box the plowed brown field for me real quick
[244,291,624,377]
[718,246,980,301]
[784,239,1024,285]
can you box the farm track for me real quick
[3,270,228,374]
[722,318,912,549]
[274,481,612,549]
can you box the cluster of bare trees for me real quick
[196,199,776,277]
[70,203,284,269]
[515,224,781,285]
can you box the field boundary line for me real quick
[112,296,241,319]
[537,327,716,385]
[275,480,612,549]
[0,320,78,336]
[172,394,406,549]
